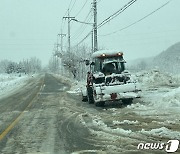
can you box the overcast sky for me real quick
[0,0,180,65]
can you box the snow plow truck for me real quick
[82,50,141,107]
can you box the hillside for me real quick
[153,42,180,74]
[128,42,180,74]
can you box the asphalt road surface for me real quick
[0,74,179,154]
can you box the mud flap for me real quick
[87,87,94,104]
[95,101,105,107]
[122,98,133,105]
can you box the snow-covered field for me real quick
[132,69,180,115]
[0,73,30,98]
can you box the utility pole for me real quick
[63,10,75,52]
[58,32,66,52]
[91,30,94,53]
[93,0,98,52]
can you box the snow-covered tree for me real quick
[0,60,11,73]
[48,55,60,73]
[61,45,91,79]
[0,57,42,74]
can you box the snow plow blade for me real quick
[94,83,141,102]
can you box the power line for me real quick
[63,10,75,52]
[75,31,92,47]
[61,0,75,32]
[72,0,171,48]
[69,0,77,13]
[98,0,137,29]
[75,0,89,17]
[73,0,137,47]
[99,0,172,36]
[71,14,93,41]
[68,0,74,10]
[71,8,93,41]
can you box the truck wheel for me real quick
[87,87,94,104]
[122,98,133,105]
[82,95,88,102]
[95,101,105,107]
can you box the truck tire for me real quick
[82,95,88,102]
[87,87,94,104]
[95,101,105,107]
[122,98,133,105]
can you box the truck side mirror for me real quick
[85,60,90,65]
[90,62,95,65]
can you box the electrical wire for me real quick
[69,0,77,13]
[70,0,172,48]
[68,0,74,11]
[99,0,171,36]
[71,8,93,41]
[75,31,92,47]
[98,0,137,29]
[75,0,89,17]
[73,0,137,47]
[71,14,93,41]
[61,0,77,33]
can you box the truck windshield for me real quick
[93,57,125,74]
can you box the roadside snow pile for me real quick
[113,120,139,125]
[68,81,85,94]
[140,127,180,139]
[52,73,72,85]
[67,80,86,94]
[128,86,180,116]
[136,69,179,87]
[91,115,132,135]
[158,87,180,109]
[0,73,29,97]
[52,73,86,94]
[128,70,180,115]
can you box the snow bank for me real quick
[157,87,180,109]
[0,73,29,98]
[129,69,180,114]
[129,86,180,115]
[113,120,139,125]
[91,116,132,135]
[140,127,180,139]
[136,69,177,87]
[67,80,85,94]
[52,73,86,94]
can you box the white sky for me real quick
[0,0,180,65]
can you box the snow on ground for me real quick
[136,69,180,87]
[67,80,85,94]
[52,73,85,94]
[113,120,139,125]
[140,127,180,139]
[0,73,30,98]
[129,70,180,115]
